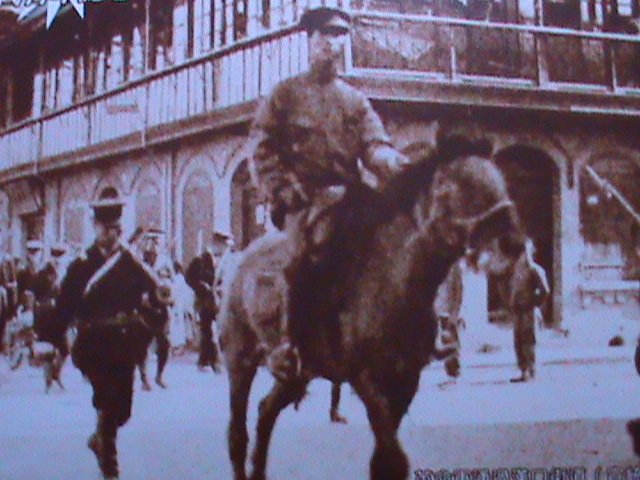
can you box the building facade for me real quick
[0,0,638,327]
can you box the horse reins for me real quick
[451,199,514,230]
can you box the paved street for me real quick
[1,346,639,480]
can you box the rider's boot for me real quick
[266,339,301,383]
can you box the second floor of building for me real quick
[2,0,640,180]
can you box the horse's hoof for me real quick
[330,412,348,424]
[142,381,152,391]
[155,377,168,389]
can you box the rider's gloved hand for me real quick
[366,144,412,188]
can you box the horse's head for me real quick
[415,138,526,275]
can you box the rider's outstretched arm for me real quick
[357,94,411,188]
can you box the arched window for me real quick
[580,157,640,279]
[181,169,214,265]
[62,201,87,251]
[135,179,162,230]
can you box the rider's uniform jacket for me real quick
[251,71,406,220]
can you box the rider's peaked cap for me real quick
[26,239,43,251]
[91,187,124,224]
[299,7,351,34]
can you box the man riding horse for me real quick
[250,6,411,381]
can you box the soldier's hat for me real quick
[213,230,235,247]
[91,187,124,225]
[142,227,164,251]
[50,242,67,257]
[26,239,43,252]
[145,227,165,238]
[299,6,351,35]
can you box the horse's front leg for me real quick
[249,377,308,480]
[352,371,409,480]
[228,364,258,480]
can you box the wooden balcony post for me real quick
[37,119,44,164]
[87,102,93,145]
[534,0,549,86]
[449,27,457,81]
[144,0,151,72]
[604,40,619,91]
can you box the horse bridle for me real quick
[449,198,515,254]
[451,199,514,230]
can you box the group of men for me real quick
[31,187,234,479]
[22,6,550,479]
[0,238,72,383]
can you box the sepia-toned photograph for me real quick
[0,0,639,478]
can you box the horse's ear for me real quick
[436,134,493,163]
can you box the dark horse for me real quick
[218,138,526,480]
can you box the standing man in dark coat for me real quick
[509,239,550,383]
[186,239,221,372]
[50,187,168,480]
[249,6,411,380]
[16,239,47,305]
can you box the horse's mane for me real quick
[369,135,494,222]
[313,135,496,259]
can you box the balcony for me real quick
[2,10,640,181]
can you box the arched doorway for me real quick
[230,161,265,249]
[181,169,214,266]
[492,145,559,326]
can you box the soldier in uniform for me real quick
[509,239,550,383]
[185,236,222,372]
[49,242,71,287]
[249,6,411,379]
[50,187,169,480]
[137,229,172,390]
[0,252,18,348]
[16,239,47,305]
